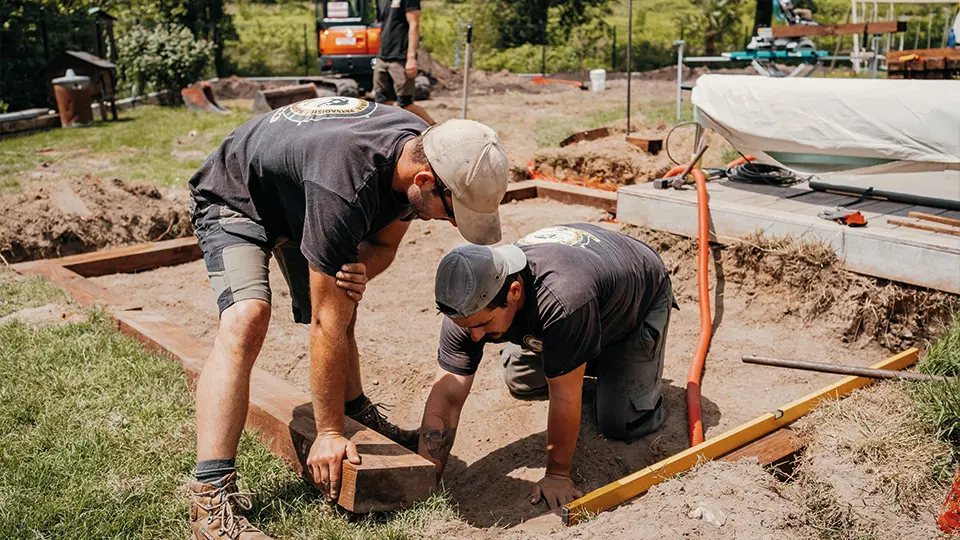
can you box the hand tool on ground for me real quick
[742,354,950,382]
[818,207,867,227]
[653,143,709,190]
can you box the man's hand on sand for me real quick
[306,433,361,502]
[531,473,583,510]
[336,263,368,303]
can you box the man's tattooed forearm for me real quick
[420,425,457,471]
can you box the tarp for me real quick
[691,75,960,175]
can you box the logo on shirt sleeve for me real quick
[515,226,599,249]
[523,335,544,353]
[270,97,377,125]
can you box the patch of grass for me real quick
[0,105,252,192]
[534,104,626,149]
[0,306,455,538]
[914,316,960,445]
[0,269,67,317]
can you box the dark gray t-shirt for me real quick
[189,97,428,277]
[378,0,421,62]
[438,224,670,378]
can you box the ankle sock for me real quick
[345,393,368,416]
[195,458,236,485]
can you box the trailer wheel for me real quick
[335,79,360,98]
[414,75,431,101]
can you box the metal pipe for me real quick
[461,21,472,119]
[809,179,960,212]
[626,0,633,136]
[742,355,949,382]
[675,40,685,122]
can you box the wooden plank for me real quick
[560,127,610,148]
[562,349,919,526]
[44,237,203,277]
[502,181,539,204]
[719,427,803,466]
[887,47,960,63]
[770,20,904,39]
[909,211,960,228]
[888,218,960,237]
[534,181,617,214]
[112,309,437,513]
[0,113,60,135]
[624,136,663,155]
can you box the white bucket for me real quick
[589,69,606,92]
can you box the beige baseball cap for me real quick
[422,119,509,245]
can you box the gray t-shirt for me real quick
[438,224,670,378]
[189,97,428,277]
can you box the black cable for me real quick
[665,121,700,166]
[726,148,809,187]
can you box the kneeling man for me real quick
[418,224,676,509]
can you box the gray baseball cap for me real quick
[435,243,528,319]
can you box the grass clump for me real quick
[914,316,960,445]
[0,269,67,317]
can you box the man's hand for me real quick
[306,432,361,502]
[335,263,368,303]
[405,58,417,80]
[530,473,583,510]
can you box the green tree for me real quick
[116,23,214,103]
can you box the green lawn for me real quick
[0,105,252,196]
[0,270,454,539]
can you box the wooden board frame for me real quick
[561,348,919,526]
[8,180,616,513]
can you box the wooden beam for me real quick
[534,182,617,214]
[769,21,905,39]
[625,136,663,155]
[887,47,960,64]
[560,127,610,148]
[112,308,437,513]
[502,181,539,204]
[561,348,919,526]
[43,237,202,277]
[888,218,960,238]
[719,427,803,467]
[909,211,960,229]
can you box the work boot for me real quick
[189,472,273,540]
[348,396,419,450]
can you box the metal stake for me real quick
[870,35,880,78]
[742,355,950,382]
[675,40,685,121]
[626,0,633,136]
[461,21,472,119]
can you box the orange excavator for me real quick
[316,0,381,96]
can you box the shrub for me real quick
[117,24,214,104]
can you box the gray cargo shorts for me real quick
[373,60,414,107]
[501,278,674,442]
[190,194,313,324]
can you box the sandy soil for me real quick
[92,198,891,530]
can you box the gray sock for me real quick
[195,458,235,486]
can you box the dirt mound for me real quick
[788,383,950,539]
[420,47,570,96]
[0,176,191,263]
[210,76,287,100]
[531,125,731,187]
[630,226,960,351]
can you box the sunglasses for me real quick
[430,164,456,220]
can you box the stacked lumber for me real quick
[887,48,960,79]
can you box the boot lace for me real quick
[353,401,399,435]
[199,488,256,538]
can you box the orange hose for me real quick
[663,166,712,446]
